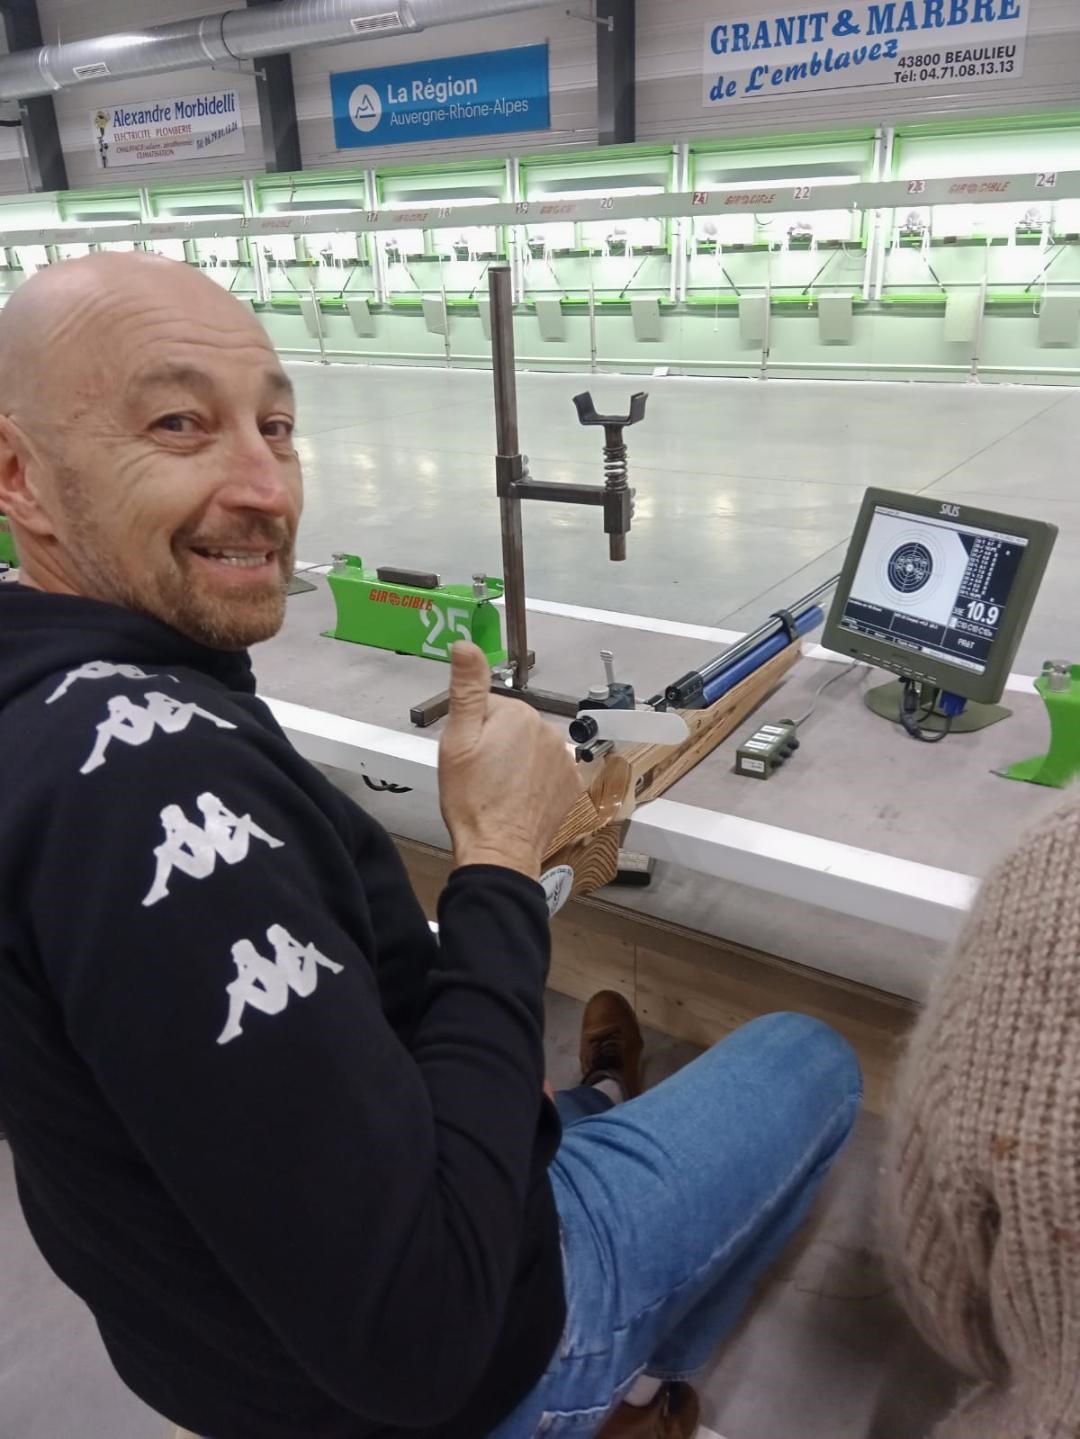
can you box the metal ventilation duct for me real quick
[0,0,557,103]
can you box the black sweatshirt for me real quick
[0,583,565,1439]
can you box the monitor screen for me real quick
[836,504,1029,677]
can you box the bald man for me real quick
[0,255,860,1439]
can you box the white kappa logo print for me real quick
[218,925,345,1046]
[143,793,284,908]
[46,661,175,705]
[81,692,236,775]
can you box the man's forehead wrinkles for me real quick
[0,254,288,429]
[119,320,283,370]
[39,288,115,347]
[45,289,272,354]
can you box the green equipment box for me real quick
[735,720,800,779]
[325,555,507,667]
[0,514,17,568]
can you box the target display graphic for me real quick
[888,542,934,595]
[829,494,1053,701]
[871,527,948,611]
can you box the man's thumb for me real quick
[447,642,492,736]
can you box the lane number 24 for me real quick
[421,604,472,658]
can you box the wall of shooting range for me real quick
[290,7,598,169]
[0,1,1075,196]
[31,0,264,188]
[1,2,1079,384]
[4,0,597,195]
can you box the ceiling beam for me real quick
[0,0,67,191]
[597,0,636,148]
[246,0,302,174]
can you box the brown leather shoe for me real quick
[580,990,644,1100]
[596,1382,701,1438]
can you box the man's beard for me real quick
[159,550,292,649]
[55,472,294,650]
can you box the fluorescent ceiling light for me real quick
[69,210,139,223]
[158,204,246,218]
[534,174,667,195]
[536,186,665,202]
[709,175,860,192]
[267,200,364,214]
[152,212,245,224]
[386,194,501,208]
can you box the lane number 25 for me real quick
[421,604,472,658]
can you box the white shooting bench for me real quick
[263,582,1065,1004]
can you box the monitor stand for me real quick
[865,679,1011,734]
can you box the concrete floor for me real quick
[286,365,1080,673]
[7,365,1072,1437]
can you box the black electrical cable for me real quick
[899,678,953,744]
[792,660,861,729]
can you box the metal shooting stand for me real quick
[410,264,648,728]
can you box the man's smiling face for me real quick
[0,251,303,649]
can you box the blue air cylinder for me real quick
[700,606,824,707]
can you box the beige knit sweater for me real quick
[883,796,1080,1439]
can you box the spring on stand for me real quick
[603,438,629,490]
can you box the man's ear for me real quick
[0,415,55,539]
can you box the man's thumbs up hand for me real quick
[438,643,582,881]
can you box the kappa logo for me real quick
[47,661,176,705]
[81,692,236,775]
[218,924,345,1045]
[143,793,284,908]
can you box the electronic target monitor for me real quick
[823,489,1057,706]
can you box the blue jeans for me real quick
[203,1013,859,1439]
[488,1012,862,1438]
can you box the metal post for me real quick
[873,125,896,302]
[761,275,772,382]
[309,275,328,365]
[670,143,682,305]
[490,265,530,690]
[507,156,526,304]
[254,244,271,304]
[675,142,691,305]
[438,255,452,367]
[588,265,599,372]
[863,127,883,303]
[971,274,988,383]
